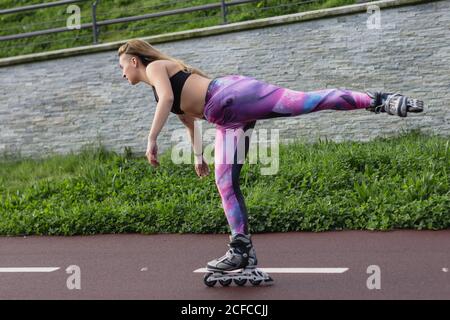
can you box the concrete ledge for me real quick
[0,0,437,67]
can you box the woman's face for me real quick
[119,54,140,85]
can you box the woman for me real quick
[118,39,423,285]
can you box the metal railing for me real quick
[0,0,261,44]
[0,0,87,14]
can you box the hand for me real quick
[146,138,160,167]
[194,156,210,178]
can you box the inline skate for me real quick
[203,233,273,287]
[365,91,424,117]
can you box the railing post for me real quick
[220,0,227,25]
[92,0,99,44]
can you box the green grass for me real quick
[0,0,358,59]
[0,129,448,236]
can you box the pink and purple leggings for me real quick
[203,75,372,236]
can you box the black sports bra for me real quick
[151,70,191,115]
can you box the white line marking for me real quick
[0,267,60,273]
[194,268,349,274]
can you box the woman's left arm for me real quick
[148,98,173,142]
[145,61,174,166]
[147,61,174,142]
[146,99,173,167]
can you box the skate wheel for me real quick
[219,279,232,287]
[203,273,217,287]
[249,279,262,286]
[234,278,247,286]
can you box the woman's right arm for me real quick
[177,114,203,163]
[178,114,210,178]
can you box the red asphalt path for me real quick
[0,230,448,299]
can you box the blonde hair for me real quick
[118,39,209,78]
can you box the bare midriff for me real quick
[160,60,213,120]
